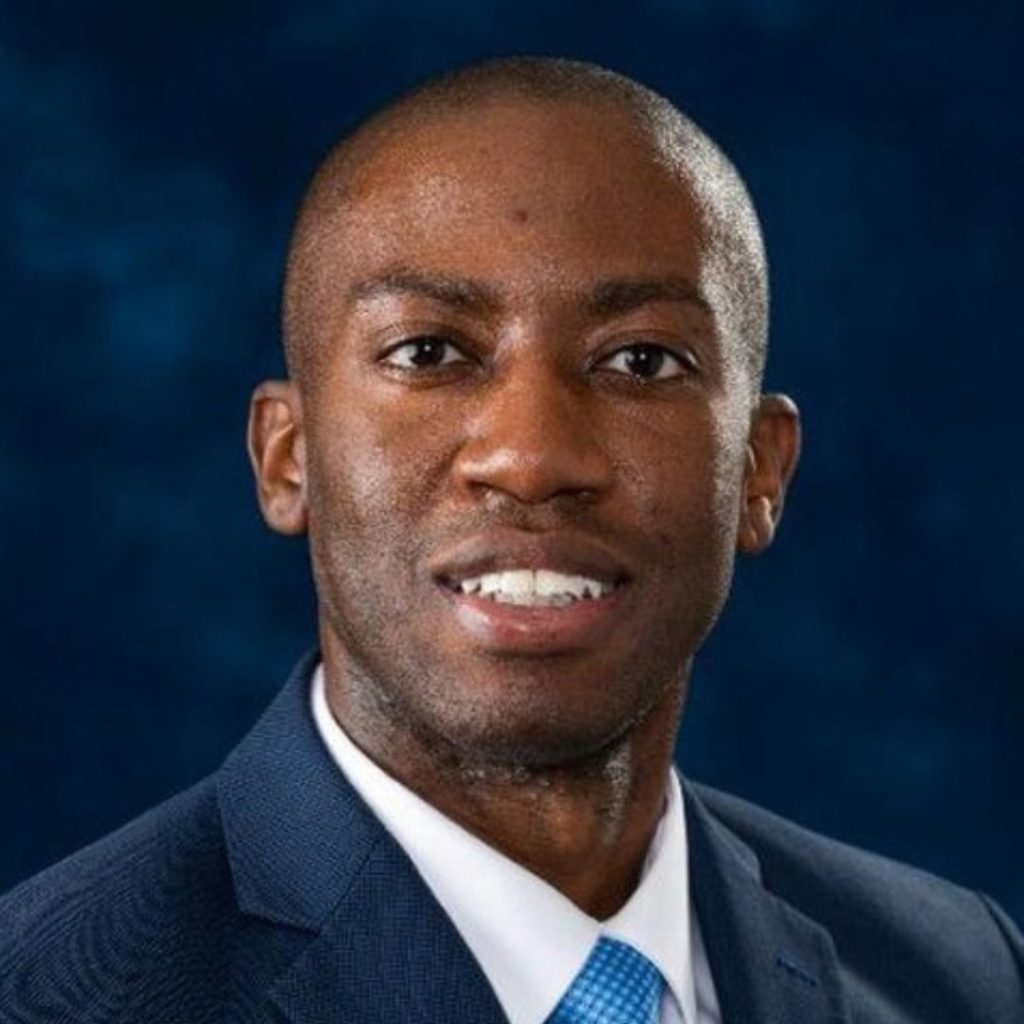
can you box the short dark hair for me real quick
[282,57,769,391]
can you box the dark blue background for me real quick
[3,2,1021,923]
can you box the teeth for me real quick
[455,569,615,606]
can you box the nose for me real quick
[451,355,615,506]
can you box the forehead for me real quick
[315,97,711,295]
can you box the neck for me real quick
[321,644,686,920]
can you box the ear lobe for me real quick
[737,393,801,555]
[247,379,308,536]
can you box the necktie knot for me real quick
[547,937,664,1023]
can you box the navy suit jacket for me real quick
[2,650,1021,1023]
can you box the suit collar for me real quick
[683,779,851,1023]
[267,832,508,1024]
[216,649,384,930]
[216,650,507,1023]
[217,652,848,1023]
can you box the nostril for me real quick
[452,438,615,507]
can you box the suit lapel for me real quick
[268,835,507,1024]
[683,781,851,1024]
[218,653,850,1024]
[216,651,506,1024]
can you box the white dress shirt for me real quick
[311,664,721,1024]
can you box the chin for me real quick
[411,681,660,772]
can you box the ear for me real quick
[737,393,801,555]
[247,379,307,536]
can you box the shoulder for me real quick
[0,777,241,1021]
[691,782,1024,1012]
[0,777,228,935]
[692,781,998,917]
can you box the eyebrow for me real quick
[349,270,502,313]
[584,276,712,318]
[348,269,712,318]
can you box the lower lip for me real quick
[438,584,629,654]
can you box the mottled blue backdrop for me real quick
[2,2,1021,922]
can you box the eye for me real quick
[597,343,695,381]
[380,335,471,370]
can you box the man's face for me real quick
[292,98,759,767]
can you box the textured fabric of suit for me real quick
[1,650,1021,1023]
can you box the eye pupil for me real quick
[625,345,664,378]
[409,337,446,366]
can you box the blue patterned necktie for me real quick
[547,937,665,1023]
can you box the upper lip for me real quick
[428,529,634,588]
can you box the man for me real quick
[1,57,1020,1024]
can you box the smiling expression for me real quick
[258,95,789,769]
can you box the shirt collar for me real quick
[311,663,697,1024]
[602,768,697,1024]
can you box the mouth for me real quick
[439,568,621,606]
[430,533,633,654]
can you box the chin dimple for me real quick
[453,568,616,606]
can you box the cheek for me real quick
[303,409,402,588]
[303,390,455,601]
[304,420,424,641]
[307,392,422,522]
[627,407,745,538]
[625,410,747,635]
[310,359,458,511]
